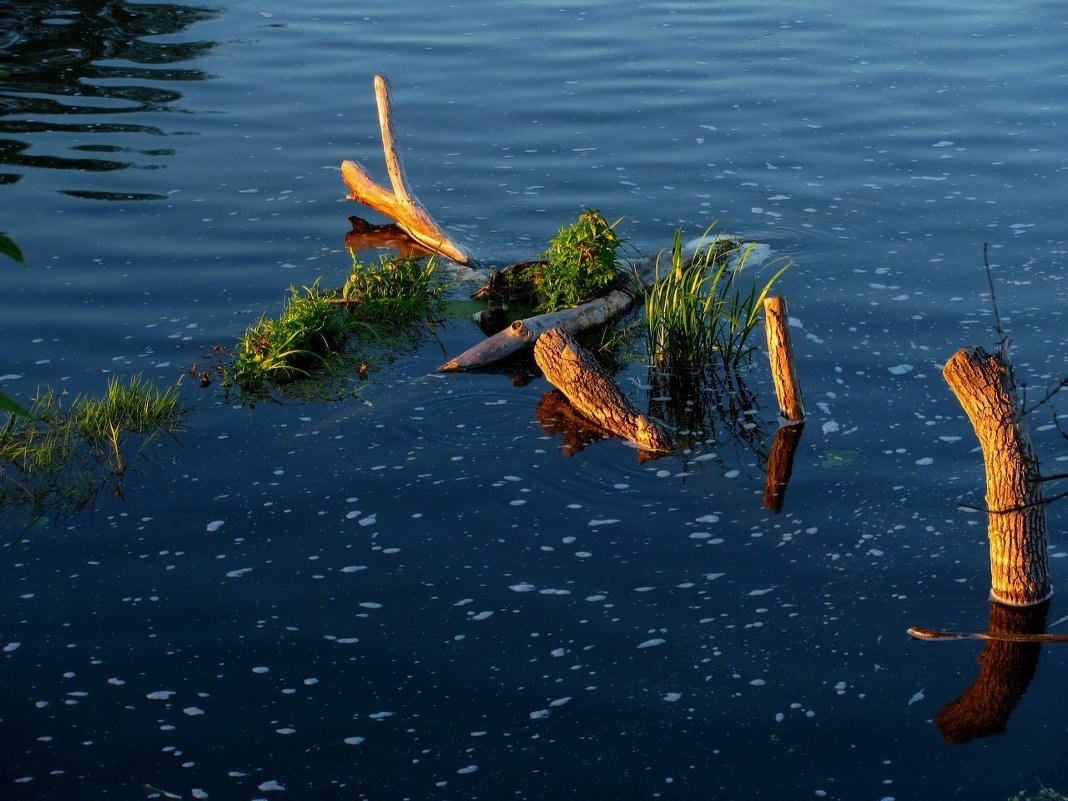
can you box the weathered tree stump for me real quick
[533,327,672,453]
[763,295,805,422]
[943,347,1051,606]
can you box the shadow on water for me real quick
[0,0,217,196]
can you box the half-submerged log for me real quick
[341,75,472,264]
[533,327,672,453]
[943,347,1051,606]
[439,255,660,372]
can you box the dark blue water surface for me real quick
[2,1,1068,799]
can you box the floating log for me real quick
[439,254,659,372]
[762,295,805,422]
[533,327,672,453]
[943,347,1051,606]
[341,75,472,264]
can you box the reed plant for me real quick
[644,226,790,377]
[1,375,184,523]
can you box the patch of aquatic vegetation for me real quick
[644,225,791,376]
[0,375,184,526]
[230,252,444,396]
[535,208,627,312]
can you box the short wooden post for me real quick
[943,347,1051,606]
[762,296,805,422]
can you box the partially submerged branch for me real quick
[341,75,472,264]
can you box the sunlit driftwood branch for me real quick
[341,75,472,264]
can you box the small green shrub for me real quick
[644,225,790,377]
[536,208,625,312]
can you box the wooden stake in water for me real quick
[762,296,805,423]
[943,347,1052,606]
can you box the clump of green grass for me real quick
[644,225,791,377]
[535,208,625,312]
[0,375,184,523]
[231,253,442,394]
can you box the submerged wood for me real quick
[533,327,672,453]
[340,75,472,264]
[943,347,1051,606]
[344,216,433,259]
[439,255,660,372]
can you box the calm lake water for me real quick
[2,1,1068,799]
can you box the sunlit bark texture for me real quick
[762,295,805,422]
[943,347,1051,606]
[534,327,672,453]
[935,600,1048,744]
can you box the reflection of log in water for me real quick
[762,423,804,512]
[344,216,433,260]
[535,389,663,463]
[934,600,1049,744]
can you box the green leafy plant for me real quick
[1,375,184,523]
[231,253,443,394]
[535,208,625,312]
[0,229,30,418]
[644,225,791,377]
[1,232,25,265]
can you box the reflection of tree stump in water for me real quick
[935,600,1049,744]
[762,423,804,512]
[535,389,610,456]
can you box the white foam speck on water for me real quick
[655,469,671,477]
[696,514,719,523]
[749,679,766,686]
[340,565,367,573]
[663,692,682,702]
[549,696,571,707]
[276,727,296,734]
[358,514,377,526]
[303,678,319,685]
[637,638,666,649]
[915,457,933,465]
[359,602,382,609]
[705,573,725,580]
[749,587,775,596]
[724,469,740,479]
[470,611,493,621]
[908,689,925,706]
[888,364,913,375]
[192,790,208,800]
[3,642,21,652]
[225,568,253,578]
[344,736,365,745]
[183,706,205,716]
[252,666,269,674]
[457,765,479,775]
[206,520,224,532]
[509,583,536,592]
[822,420,840,434]
[454,598,474,606]
[107,677,125,686]
[257,780,285,792]
[147,690,175,700]
[344,510,362,519]
[933,140,954,147]
[588,519,620,527]
[369,711,394,719]
[775,712,785,722]
[529,709,550,719]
